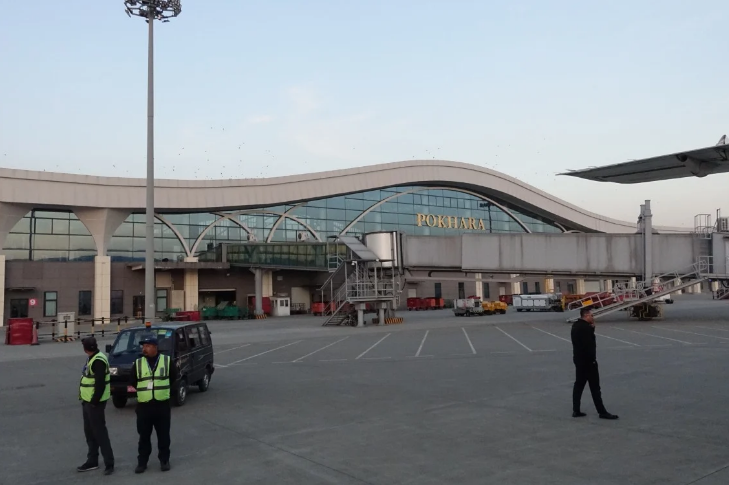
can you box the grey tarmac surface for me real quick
[1,294,729,484]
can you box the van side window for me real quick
[175,329,188,352]
[199,325,210,346]
[186,326,201,349]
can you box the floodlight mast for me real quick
[123,1,181,323]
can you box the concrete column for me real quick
[686,284,694,294]
[711,281,719,292]
[674,278,683,295]
[378,307,385,324]
[254,268,263,315]
[357,307,365,328]
[642,201,653,283]
[575,278,586,295]
[629,277,637,289]
[0,255,5,327]
[475,273,483,299]
[543,277,554,294]
[183,257,199,311]
[262,270,273,297]
[510,274,520,295]
[603,280,613,292]
[694,283,702,294]
[93,256,111,321]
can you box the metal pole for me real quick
[643,200,653,285]
[145,11,156,322]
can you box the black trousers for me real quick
[136,401,171,465]
[573,362,608,414]
[82,401,114,467]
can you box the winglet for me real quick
[717,134,726,146]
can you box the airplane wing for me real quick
[560,139,729,184]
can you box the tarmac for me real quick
[1,294,729,484]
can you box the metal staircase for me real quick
[320,236,398,327]
[566,259,713,322]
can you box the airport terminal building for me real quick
[0,160,686,324]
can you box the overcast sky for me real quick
[1,0,727,227]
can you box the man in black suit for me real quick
[571,307,618,419]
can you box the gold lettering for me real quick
[478,219,486,230]
[416,213,426,227]
[426,214,437,227]
[468,217,477,230]
[460,217,468,229]
[437,215,446,228]
[448,216,458,228]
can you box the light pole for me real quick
[124,1,181,323]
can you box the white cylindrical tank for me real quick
[363,231,399,268]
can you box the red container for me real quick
[175,311,201,321]
[422,297,436,310]
[6,318,34,345]
[434,298,445,309]
[311,302,326,316]
[499,295,514,305]
[407,297,422,311]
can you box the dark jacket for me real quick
[571,319,597,365]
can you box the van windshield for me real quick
[110,328,174,356]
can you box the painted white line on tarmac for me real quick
[216,344,251,354]
[415,330,429,357]
[214,363,228,368]
[496,326,532,352]
[362,357,392,360]
[533,349,557,352]
[596,333,641,347]
[356,333,391,360]
[531,326,571,343]
[462,328,477,354]
[408,354,434,358]
[227,341,302,365]
[319,359,348,362]
[695,325,729,333]
[291,337,349,362]
[652,326,729,341]
[615,327,693,345]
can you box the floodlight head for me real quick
[124,0,181,21]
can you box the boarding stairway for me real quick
[565,259,715,323]
[320,236,398,326]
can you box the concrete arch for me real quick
[153,213,192,258]
[339,186,531,235]
[190,213,254,255]
[553,221,568,233]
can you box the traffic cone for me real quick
[30,324,40,346]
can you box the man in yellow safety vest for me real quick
[78,336,115,475]
[129,336,173,474]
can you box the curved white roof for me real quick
[0,160,687,233]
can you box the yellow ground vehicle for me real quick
[482,301,507,315]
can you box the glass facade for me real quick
[3,185,568,262]
[3,210,96,261]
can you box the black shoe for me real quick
[572,411,587,418]
[135,465,147,474]
[161,461,171,472]
[599,413,619,420]
[104,466,114,476]
[77,463,99,472]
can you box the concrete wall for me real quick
[3,262,328,322]
[4,261,95,321]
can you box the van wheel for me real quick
[112,396,127,409]
[198,369,211,392]
[172,378,187,407]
